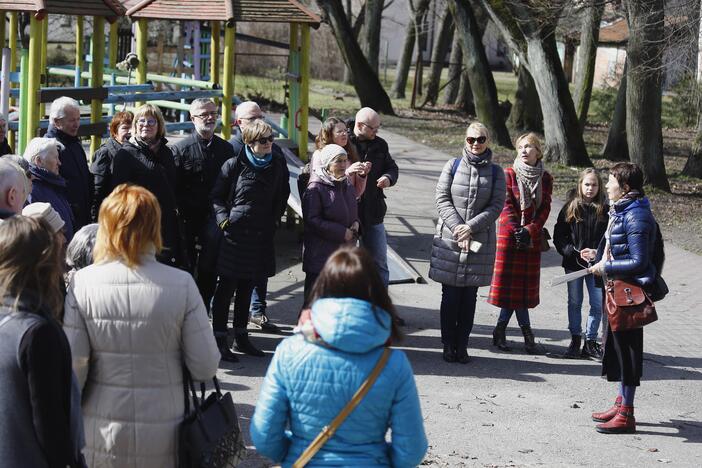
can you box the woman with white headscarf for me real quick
[302,144,359,304]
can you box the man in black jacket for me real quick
[46,97,93,230]
[350,107,399,287]
[229,101,285,332]
[170,99,234,311]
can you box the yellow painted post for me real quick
[210,21,220,85]
[109,21,119,68]
[221,22,235,140]
[27,16,42,146]
[90,16,105,157]
[39,16,48,118]
[76,16,84,87]
[8,12,17,149]
[135,19,148,106]
[288,23,298,141]
[299,24,310,161]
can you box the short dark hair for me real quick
[307,246,401,342]
[610,162,645,196]
[109,111,133,139]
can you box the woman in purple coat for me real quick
[302,144,359,304]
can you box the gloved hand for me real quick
[218,219,230,231]
[514,227,531,246]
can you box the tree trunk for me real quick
[602,67,629,161]
[456,68,475,114]
[343,0,354,84]
[363,0,384,75]
[449,0,512,148]
[421,4,454,107]
[316,0,395,114]
[391,0,430,99]
[573,1,605,129]
[562,38,576,83]
[683,120,702,177]
[508,64,543,133]
[624,0,670,191]
[442,33,462,104]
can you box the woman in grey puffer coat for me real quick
[429,122,506,363]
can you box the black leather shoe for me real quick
[582,339,603,359]
[455,347,471,364]
[234,332,265,357]
[442,344,456,363]
[215,335,239,363]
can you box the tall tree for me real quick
[391,0,430,99]
[623,0,670,190]
[602,65,629,161]
[315,0,395,114]
[455,68,476,114]
[683,119,702,177]
[363,0,385,74]
[448,0,513,148]
[442,33,463,104]
[509,65,543,133]
[573,1,605,129]
[480,0,592,165]
[422,4,455,107]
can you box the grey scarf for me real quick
[513,157,544,212]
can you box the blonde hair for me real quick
[132,104,166,140]
[93,184,162,268]
[242,119,273,145]
[466,122,490,140]
[515,132,543,160]
[565,168,607,223]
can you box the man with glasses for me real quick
[350,107,399,288]
[228,101,285,333]
[46,96,93,230]
[170,98,234,311]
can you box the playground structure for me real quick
[0,0,319,158]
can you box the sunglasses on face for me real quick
[466,136,487,145]
[255,135,274,145]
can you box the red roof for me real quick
[0,0,125,17]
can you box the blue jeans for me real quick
[498,308,530,327]
[566,269,603,340]
[361,223,390,287]
[250,278,268,317]
[440,285,478,348]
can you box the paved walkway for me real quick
[217,125,702,467]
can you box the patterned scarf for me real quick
[462,147,492,167]
[513,157,544,212]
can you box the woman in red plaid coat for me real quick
[488,133,552,354]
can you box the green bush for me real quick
[663,72,700,129]
[589,85,618,124]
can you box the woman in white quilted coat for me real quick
[63,184,220,467]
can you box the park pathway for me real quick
[220,123,702,467]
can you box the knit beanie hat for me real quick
[318,144,347,169]
[22,202,65,233]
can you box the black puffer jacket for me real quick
[46,126,93,230]
[350,135,399,227]
[111,138,186,269]
[211,147,290,279]
[90,137,124,220]
[553,193,609,271]
[0,138,13,156]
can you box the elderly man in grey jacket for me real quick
[429,122,506,364]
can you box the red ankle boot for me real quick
[592,396,622,422]
[596,405,635,434]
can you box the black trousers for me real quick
[440,284,478,348]
[303,272,319,309]
[211,277,254,334]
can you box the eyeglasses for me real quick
[333,130,348,136]
[255,135,275,145]
[137,118,158,127]
[360,122,381,131]
[192,112,219,119]
[466,136,487,145]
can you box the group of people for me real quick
[429,121,662,434]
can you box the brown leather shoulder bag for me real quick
[605,279,658,331]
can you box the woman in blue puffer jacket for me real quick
[251,246,428,467]
[589,162,659,435]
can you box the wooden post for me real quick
[109,21,119,68]
[210,21,220,85]
[0,11,6,47]
[90,16,105,157]
[135,19,148,106]
[39,15,48,118]
[76,16,84,87]
[288,23,299,143]
[299,24,310,161]
[8,11,17,149]
[221,22,235,140]
[27,16,42,147]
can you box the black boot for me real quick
[442,344,456,362]
[234,328,264,357]
[521,325,544,355]
[215,334,239,363]
[492,321,511,351]
[582,339,603,359]
[455,346,471,364]
[562,335,582,359]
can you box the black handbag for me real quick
[179,368,246,468]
